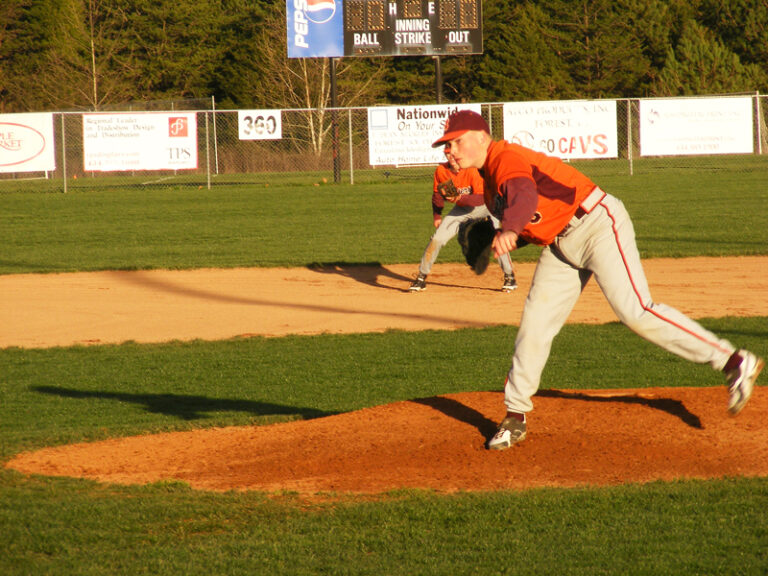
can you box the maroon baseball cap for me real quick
[432,110,490,147]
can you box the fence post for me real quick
[211,95,220,175]
[61,113,68,194]
[330,58,341,183]
[205,112,211,190]
[755,92,762,155]
[348,109,354,185]
[627,99,633,176]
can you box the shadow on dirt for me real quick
[411,396,500,440]
[413,388,703,442]
[536,389,703,429]
[307,261,504,293]
[306,261,413,291]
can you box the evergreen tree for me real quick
[114,0,226,101]
[696,0,768,91]
[207,0,271,108]
[473,1,574,102]
[1,0,65,111]
[654,19,764,95]
[0,0,23,112]
[3,0,767,112]
[542,0,653,98]
[698,0,768,66]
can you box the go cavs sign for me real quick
[503,100,619,160]
[287,0,483,58]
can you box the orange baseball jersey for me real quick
[432,162,485,214]
[482,140,598,245]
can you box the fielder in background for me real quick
[409,146,517,292]
[431,109,764,450]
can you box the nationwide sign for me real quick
[367,103,481,165]
[287,0,482,58]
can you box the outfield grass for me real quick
[2,321,767,575]
[2,163,768,574]
[1,163,767,274]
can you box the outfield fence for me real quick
[2,94,767,192]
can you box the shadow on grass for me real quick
[32,385,332,421]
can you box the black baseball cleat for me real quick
[502,273,518,292]
[409,273,427,292]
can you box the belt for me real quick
[576,187,606,218]
[560,187,606,234]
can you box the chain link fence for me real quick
[2,95,767,192]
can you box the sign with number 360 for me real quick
[238,110,282,140]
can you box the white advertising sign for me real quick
[82,113,198,171]
[503,100,618,160]
[367,104,482,166]
[0,113,56,173]
[238,110,282,140]
[639,97,753,156]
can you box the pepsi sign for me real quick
[287,0,344,58]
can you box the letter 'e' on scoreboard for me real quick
[286,0,482,58]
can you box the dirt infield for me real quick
[3,256,767,494]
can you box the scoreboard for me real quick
[287,0,483,58]
[345,0,482,56]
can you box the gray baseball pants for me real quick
[419,204,514,276]
[504,189,735,414]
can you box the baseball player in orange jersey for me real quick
[409,146,517,292]
[432,110,764,450]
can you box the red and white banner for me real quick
[503,100,618,160]
[0,113,56,173]
[82,112,198,171]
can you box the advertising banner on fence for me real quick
[367,104,482,166]
[502,100,618,160]
[82,113,198,171]
[286,0,344,58]
[0,113,56,173]
[639,97,753,156]
[238,110,283,140]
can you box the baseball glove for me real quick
[457,217,496,275]
[436,179,460,202]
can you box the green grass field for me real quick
[1,163,768,575]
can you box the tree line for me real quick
[1,0,766,113]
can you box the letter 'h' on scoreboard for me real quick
[287,0,482,58]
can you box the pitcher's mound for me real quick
[6,387,767,495]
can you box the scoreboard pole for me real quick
[330,57,341,183]
[434,56,443,104]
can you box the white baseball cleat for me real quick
[487,415,527,450]
[726,350,764,415]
